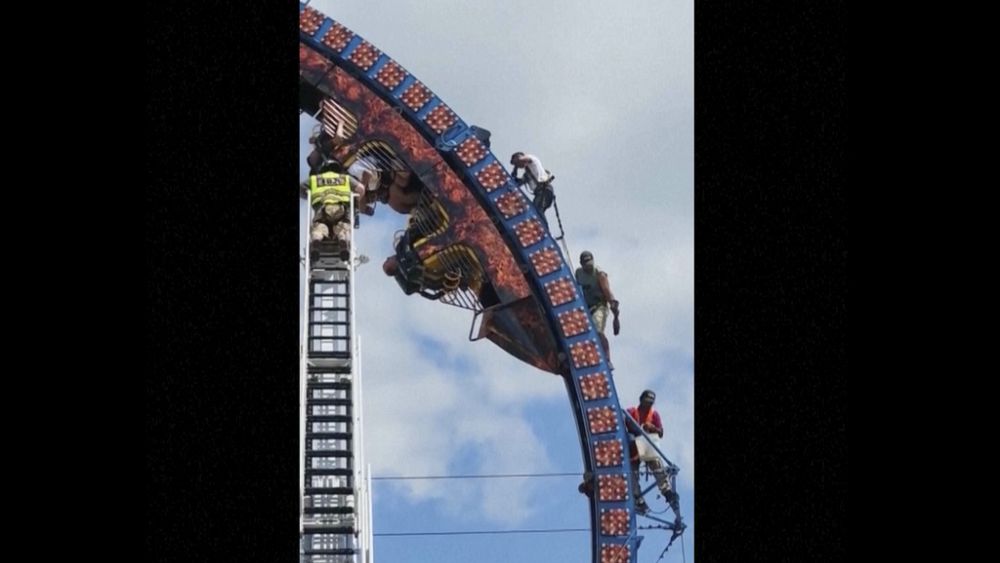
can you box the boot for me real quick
[634,496,649,515]
[577,471,595,498]
[659,487,679,505]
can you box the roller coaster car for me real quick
[385,194,564,373]
[388,228,500,306]
[331,139,423,215]
[389,230,445,301]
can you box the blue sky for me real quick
[300,1,693,561]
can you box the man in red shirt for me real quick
[627,390,682,525]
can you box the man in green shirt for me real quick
[574,250,620,367]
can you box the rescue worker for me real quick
[626,389,683,528]
[510,152,555,224]
[574,251,620,367]
[300,164,367,261]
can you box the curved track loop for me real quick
[300,4,641,562]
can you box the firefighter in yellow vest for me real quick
[300,167,366,260]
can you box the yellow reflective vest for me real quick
[309,172,352,206]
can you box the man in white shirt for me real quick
[510,152,555,225]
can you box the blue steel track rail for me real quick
[300,4,643,562]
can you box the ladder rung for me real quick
[309,307,350,312]
[306,451,353,459]
[305,468,353,476]
[308,352,352,359]
[303,548,357,556]
[308,398,352,406]
[302,526,355,535]
[307,415,352,423]
[306,432,352,440]
[304,486,353,495]
[307,382,351,390]
[304,506,355,515]
[307,366,352,374]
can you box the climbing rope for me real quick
[551,199,574,271]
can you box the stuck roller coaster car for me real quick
[384,225,496,304]
[381,218,562,374]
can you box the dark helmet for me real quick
[580,250,594,264]
[510,151,525,165]
[317,160,346,174]
[640,390,656,402]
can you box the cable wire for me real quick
[375,528,589,537]
[372,472,579,481]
